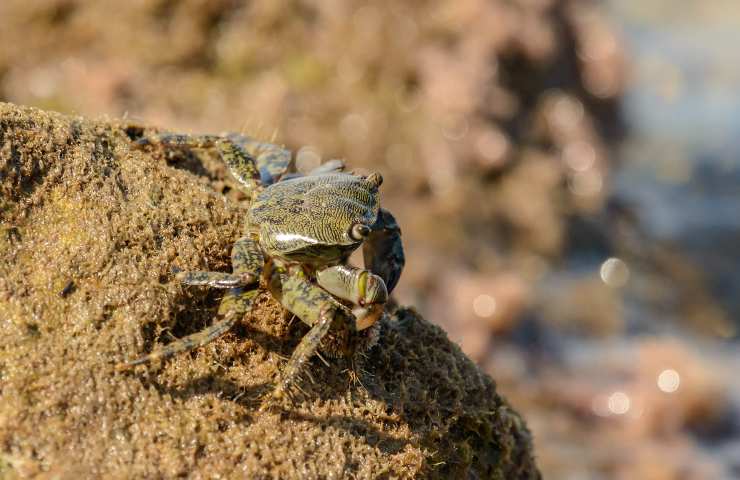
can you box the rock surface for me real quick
[0,103,539,479]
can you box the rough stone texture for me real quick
[0,103,539,479]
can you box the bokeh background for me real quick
[2,0,739,478]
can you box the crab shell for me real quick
[248,172,383,266]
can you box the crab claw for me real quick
[316,266,388,307]
[315,265,388,331]
[363,208,405,294]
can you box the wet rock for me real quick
[0,103,539,479]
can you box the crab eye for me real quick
[350,223,371,241]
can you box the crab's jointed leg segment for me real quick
[176,270,253,288]
[231,235,264,277]
[215,286,259,317]
[225,133,293,187]
[116,288,258,370]
[217,138,262,193]
[276,304,334,396]
[272,267,354,394]
[363,208,405,294]
[135,133,220,150]
[135,133,262,194]
[175,235,263,288]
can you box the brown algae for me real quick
[0,103,539,478]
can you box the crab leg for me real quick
[363,208,405,294]
[116,288,258,370]
[117,236,263,370]
[224,133,293,186]
[271,267,354,395]
[176,271,253,288]
[231,234,264,276]
[135,133,262,194]
[176,236,263,288]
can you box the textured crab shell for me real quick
[249,173,381,262]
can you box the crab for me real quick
[116,132,404,401]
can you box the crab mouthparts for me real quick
[353,304,385,330]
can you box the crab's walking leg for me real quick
[231,234,264,277]
[116,288,258,370]
[135,133,262,194]
[224,133,293,187]
[271,268,353,396]
[118,236,263,370]
[363,208,405,294]
[176,271,252,288]
[176,236,264,288]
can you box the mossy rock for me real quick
[0,103,540,479]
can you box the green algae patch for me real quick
[0,103,540,478]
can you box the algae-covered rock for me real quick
[0,103,539,479]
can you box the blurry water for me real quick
[606,0,740,324]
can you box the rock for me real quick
[0,103,539,479]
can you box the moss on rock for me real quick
[0,103,539,479]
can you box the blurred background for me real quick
[1,0,739,478]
